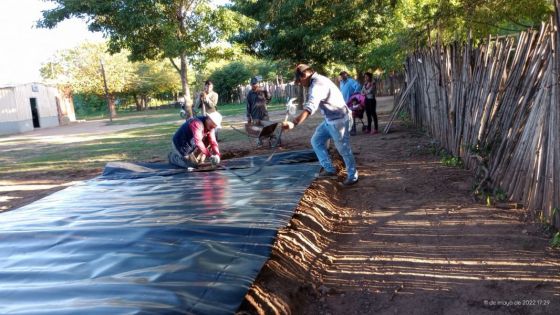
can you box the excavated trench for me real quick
[238,159,349,314]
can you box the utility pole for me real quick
[99,59,113,122]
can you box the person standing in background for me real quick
[195,80,218,116]
[361,72,378,134]
[246,76,271,125]
[339,71,361,103]
[194,80,221,141]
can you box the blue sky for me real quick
[0,0,230,85]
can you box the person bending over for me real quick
[168,111,222,169]
[283,64,359,186]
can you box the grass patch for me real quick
[438,149,463,168]
[107,109,179,125]
[0,124,177,175]
[1,100,286,177]
[85,101,287,126]
[397,109,414,128]
[421,143,464,168]
[551,232,560,248]
[1,123,255,177]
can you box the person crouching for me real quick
[168,111,222,168]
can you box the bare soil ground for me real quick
[1,97,559,314]
[236,101,560,314]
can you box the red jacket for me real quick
[172,116,220,157]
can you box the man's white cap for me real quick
[207,111,222,128]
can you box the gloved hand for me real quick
[186,153,205,166]
[209,155,221,166]
[282,121,295,130]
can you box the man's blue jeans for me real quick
[311,118,358,181]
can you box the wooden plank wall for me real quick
[404,5,560,228]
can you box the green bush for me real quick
[73,94,107,116]
[209,62,251,104]
[439,150,464,167]
[551,232,560,248]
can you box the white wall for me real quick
[0,83,75,135]
[14,83,59,119]
[0,87,20,122]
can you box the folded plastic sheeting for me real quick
[0,150,319,315]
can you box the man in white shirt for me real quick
[282,64,358,186]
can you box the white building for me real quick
[0,83,76,135]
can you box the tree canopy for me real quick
[204,56,291,103]
[39,0,251,115]
[231,0,396,72]
[38,0,553,100]
[41,42,134,96]
[231,0,552,74]
[41,42,182,112]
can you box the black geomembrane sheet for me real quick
[0,150,319,314]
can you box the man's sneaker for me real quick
[343,177,359,186]
[318,169,337,178]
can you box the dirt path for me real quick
[0,119,148,141]
[239,107,560,314]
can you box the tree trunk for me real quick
[180,54,192,117]
[170,54,193,117]
[142,95,149,110]
[108,94,117,118]
[389,72,395,96]
[134,94,143,111]
[99,59,114,121]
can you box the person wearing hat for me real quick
[282,64,359,186]
[246,76,271,125]
[168,111,222,168]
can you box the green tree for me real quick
[41,42,135,116]
[231,0,396,72]
[232,0,551,74]
[129,60,182,111]
[38,0,251,117]
[209,61,252,103]
[393,0,552,47]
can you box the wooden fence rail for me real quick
[403,4,560,228]
[232,75,405,104]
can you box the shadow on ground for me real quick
[239,113,560,315]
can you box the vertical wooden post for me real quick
[99,59,113,122]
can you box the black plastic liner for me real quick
[102,149,319,179]
[0,150,319,314]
